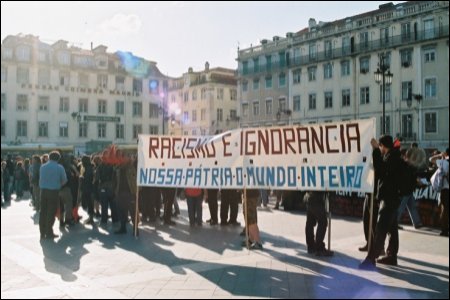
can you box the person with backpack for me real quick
[430,148,449,237]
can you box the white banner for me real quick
[137,118,375,192]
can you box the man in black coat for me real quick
[360,135,402,269]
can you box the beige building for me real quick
[237,1,449,149]
[167,63,238,136]
[1,34,168,153]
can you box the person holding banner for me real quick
[360,135,402,269]
[185,188,206,227]
[161,188,177,226]
[304,191,333,256]
[206,189,219,225]
[242,189,263,250]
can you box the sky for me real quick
[1,1,401,77]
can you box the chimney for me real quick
[205,61,210,71]
[308,18,317,29]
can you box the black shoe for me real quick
[315,249,334,257]
[358,244,368,252]
[359,258,376,270]
[377,255,397,266]
[228,221,240,226]
[164,220,176,226]
[220,221,228,226]
[249,242,263,250]
[307,247,315,254]
[114,228,127,234]
[46,233,58,239]
[439,231,449,237]
[239,229,246,236]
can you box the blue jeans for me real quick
[397,193,422,227]
[187,196,203,225]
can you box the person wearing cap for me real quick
[360,135,402,269]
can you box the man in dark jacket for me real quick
[360,135,402,269]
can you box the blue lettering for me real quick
[224,168,233,186]
[277,167,285,187]
[174,169,183,185]
[346,166,355,188]
[212,168,219,186]
[354,166,363,188]
[318,166,326,188]
[139,168,148,185]
[194,168,202,186]
[236,168,243,185]
[329,166,338,188]
[287,167,296,187]
[307,166,316,187]
[267,167,275,186]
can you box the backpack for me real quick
[430,160,448,193]
[398,159,417,196]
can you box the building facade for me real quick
[167,62,238,136]
[237,1,449,149]
[1,34,167,153]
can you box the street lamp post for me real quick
[408,94,423,143]
[374,54,393,135]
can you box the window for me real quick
[293,96,301,112]
[16,46,31,61]
[217,88,224,100]
[308,94,316,110]
[253,78,259,90]
[17,120,27,137]
[242,81,248,92]
[39,96,49,111]
[400,49,413,67]
[266,99,273,115]
[342,36,350,54]
[265,76,272,89]
[17,94,28,111]
[98,123,106,138]
[423,19,435,39]
[59,71,70,86]
[425,78,437,99]
[341,60,350,76]
[278,73,286,87]
[279,51,286,68]
[265,55,272,71]
[323,63,333,79]
[217,108,223,121]
[424,48,436,62]
[242,103,249,117]
[309,43,317,61]
[425,112,437,133]
[79,98,88,113]
[57,52,70,65]
[2,48,13,59]
[379,85,391,103]
[17,67,29,84]
[401,23,411,42]
[242,61,248,75]
[230,109,237,120]
[401,114,413,138]
[38,51,48,62]
[201,88,207,99]
[253,57,259,73]
[342,89,351,107]
[116,101,124,115]
[98,74,108,88]
[183,111,189,123]
[1,93,5,110]
[115,76,125,91]
[59,122,68,137]
[59,97,69,112]
[149,103,159,118]
[184,92,189,102]
[1,120,5,136]
[401,81,412,101]
[324,92,333,108]
[360,87,370,104]
[278,98,286,112]
[38,122,48,137]
[380,115,391,135]
[192,110,197,121]
[230,89,237,100]
[98,100,107,114]
[133,78,142,93]
[149,126,158,135]
[201,109,206,121]
[253,102,259,116]
[79,73,89,88]
[132,102,142,117]
[1,66,6,82]
[79,123,88,138]
[116,124,124,139]
[293,69,301,84]
[192,89,197,100]
[308,66,317,81]
[38,69,50,85]
[380,27,390,45]
[360,31,369,50]
[360,57,370,74]
[324,40,332,58]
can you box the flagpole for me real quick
[244,187,250,250]
[134,187,139,237]
[327,192,331,251]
